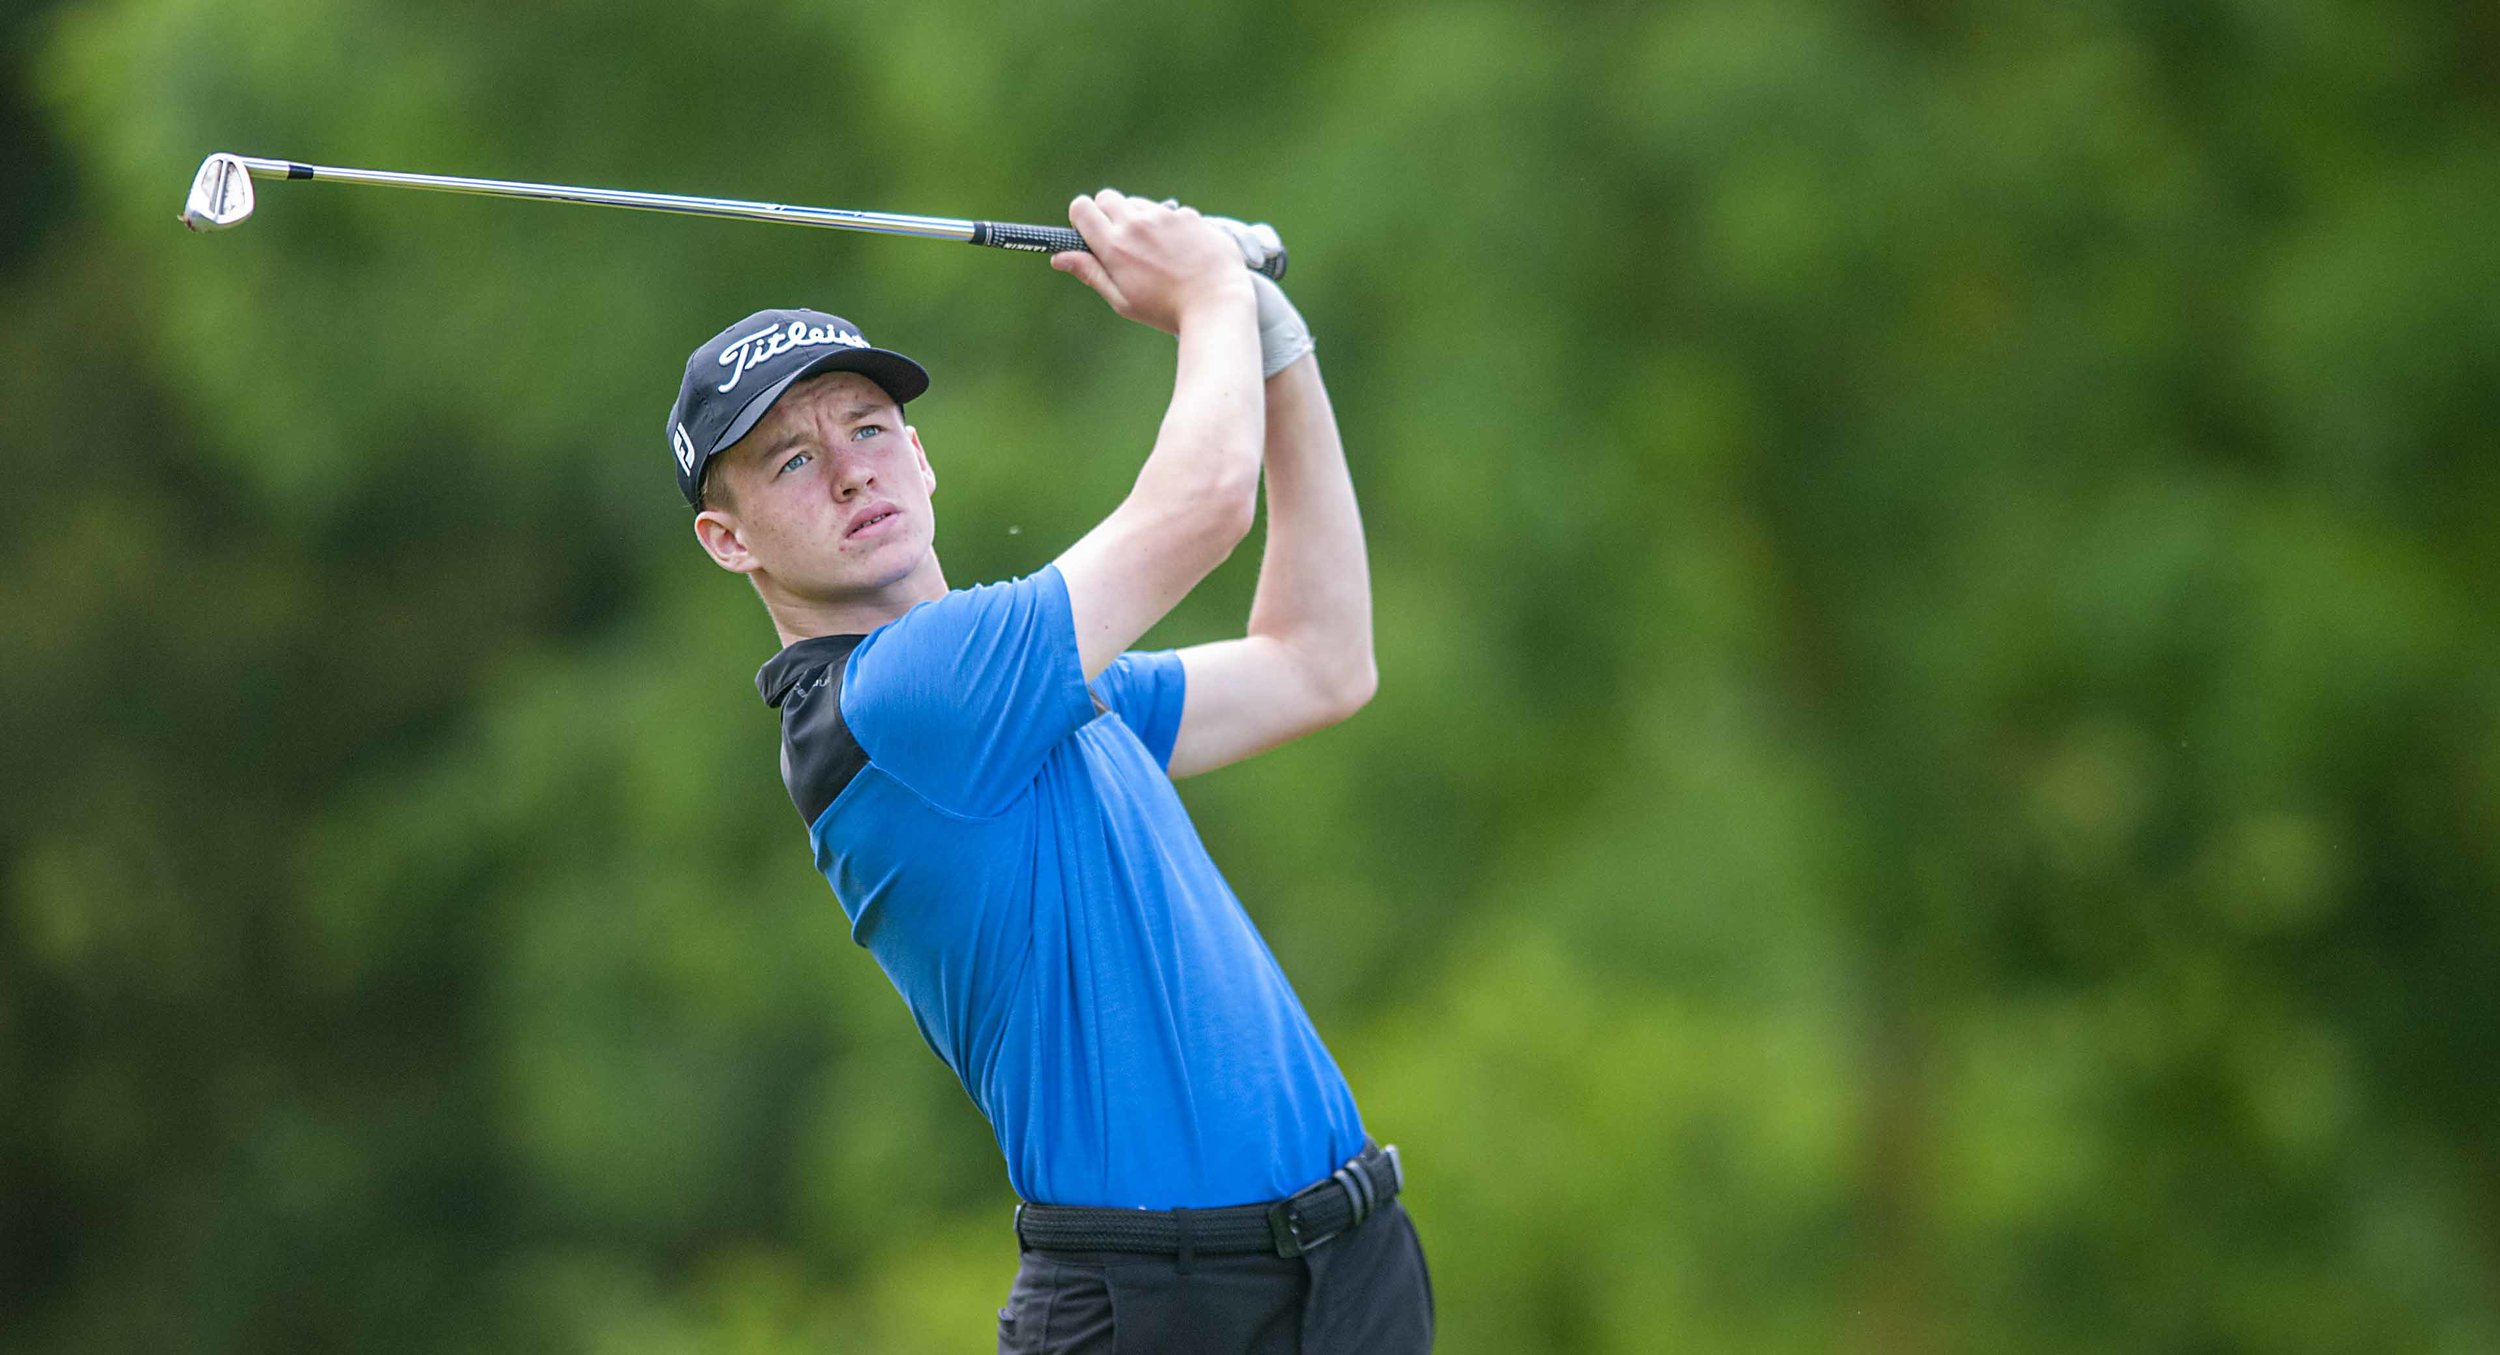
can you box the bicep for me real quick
[1057,495,1252,681]
[1167,635,1357,778]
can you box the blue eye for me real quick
[852,424,883,440]
[778,450,811,475]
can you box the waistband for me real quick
[1014,1143,1404,1260]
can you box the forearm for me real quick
[1126,289,1265,534]
[1244,355,1375,703]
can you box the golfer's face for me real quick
[717,371,936,597]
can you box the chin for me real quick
[811,547,929,601]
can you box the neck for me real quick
[762,553,951,647]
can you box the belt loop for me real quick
[1333,1165,1372,1225]
[1014,1202,1029,1253]
[1173,1207,1195,1275]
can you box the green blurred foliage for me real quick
[4,0,2496,1350]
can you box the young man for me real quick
[668,190,1431,1352]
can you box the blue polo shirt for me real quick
[755,564,1366,1208]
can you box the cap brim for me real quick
[711,347,932,456]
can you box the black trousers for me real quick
[996,1199,1434,1353]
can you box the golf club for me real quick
[179,153,1287,279]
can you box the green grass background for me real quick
[3,1,2496,1349]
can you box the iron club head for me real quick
[180,154,255,232]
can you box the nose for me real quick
[826,446,877,500]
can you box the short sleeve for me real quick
[1092,649,1187,770]
[842,565,1095,816]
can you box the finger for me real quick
[1104,188,1166,227]
[1050,248,1101,285]
[1068,193,1114,239]
[1051,249,1126,307]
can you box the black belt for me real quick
[1015,1143,1404,1260]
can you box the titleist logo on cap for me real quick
[717,319,871,394]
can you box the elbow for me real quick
[1186,467,1259,556]
[1207,480,1259,551]
[1316,654,1378,724]
[1342,660,1379,716]
[1137,420,1260,556]
[1140,480,1255,582]
[1179,420,1260,544]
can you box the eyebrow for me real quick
[753,404,890,461]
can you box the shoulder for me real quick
[856,568,1071,658]
[842,567,1083,718]
[764,570,1091,821]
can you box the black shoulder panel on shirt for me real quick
[756,634,868,827]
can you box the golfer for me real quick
[667,190,1431,1353]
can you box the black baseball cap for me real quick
[666,308,931,507]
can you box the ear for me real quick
[908,425,936,498]
[693,507,761,575]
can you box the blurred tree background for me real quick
[3,0,2495,1350]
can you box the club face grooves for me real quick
[180,153,254,232]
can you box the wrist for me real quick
[1174,272,1256,329]
[1249,273,1315,379]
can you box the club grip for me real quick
[970,220,1289,280]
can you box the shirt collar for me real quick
[755,633,866,708]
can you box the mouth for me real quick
[846,504,902,539]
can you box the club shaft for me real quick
[225,156,978,242]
